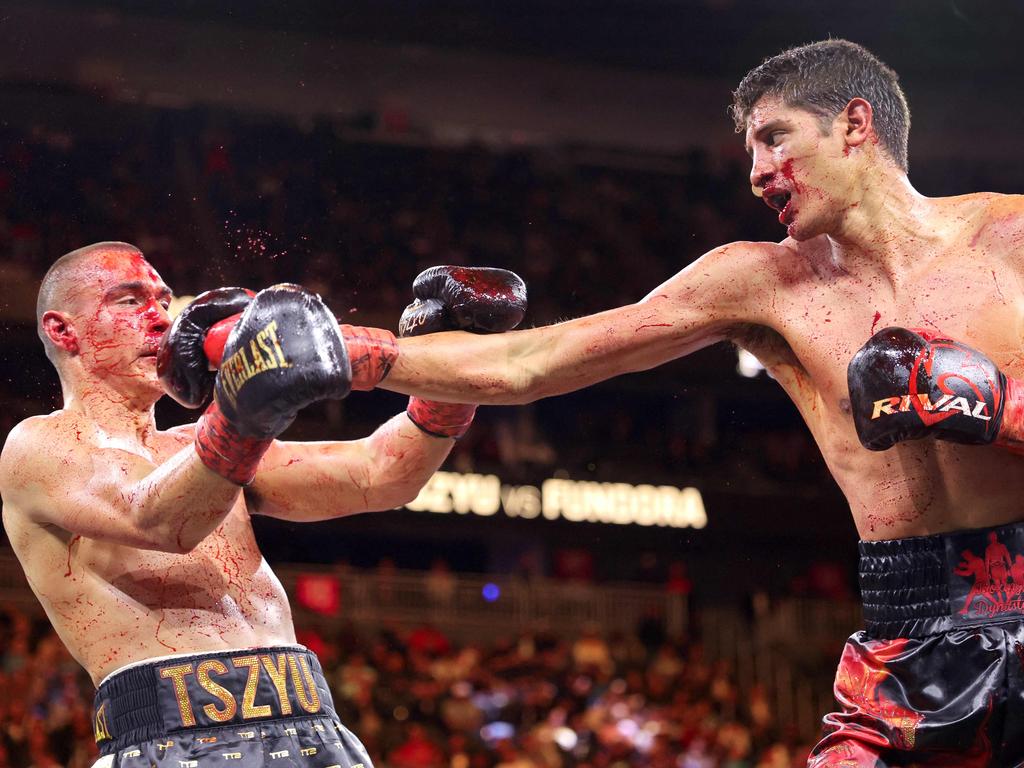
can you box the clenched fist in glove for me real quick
[179,284,351,484]
[847,326,1024,452]
[399,266,527,438]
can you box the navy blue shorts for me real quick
[810,521,1024,767]
[91,645,372,767]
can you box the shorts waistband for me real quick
[860,520,1024,638]
[92,646,337,754]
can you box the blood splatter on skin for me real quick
[779,158,804,195]
[65,535,81,577]
[871,311,882,334]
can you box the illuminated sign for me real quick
[405,472,706,529]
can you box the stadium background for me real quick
[0,1,1021,765]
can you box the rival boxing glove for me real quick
[848,326,1024,451]
[398,266,527,337]
[400,266,527,439]
[195,284,352,484]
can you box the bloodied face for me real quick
[44,247,173,396]
[745,95,860,241]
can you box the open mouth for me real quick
[764,190,791,213]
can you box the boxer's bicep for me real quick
[1,421,230,552]
[481,241,769,397]
[248,414,453,521]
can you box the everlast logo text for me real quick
[218,321,290,407]
[870,393,992,421]
[158,651,322,729]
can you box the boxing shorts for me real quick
[810,521,1024,767]
[90,645,372,767]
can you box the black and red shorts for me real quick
[90,645,371,767]
[811,521,1024,767]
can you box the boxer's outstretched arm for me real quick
[244,413,453,521]
[0,418,241,554]
[382,242,766,404]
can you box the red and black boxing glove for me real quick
[399,266,528,337]
[196,284,352,484]
[401,266,527,439]
[157,287,255,408]
[847,326,1024,451]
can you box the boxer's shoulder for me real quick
[707,236,832,297]
[689,238,800,285]
[944,193,1024,266]
[2,412,77,460]
[0,413,91,491]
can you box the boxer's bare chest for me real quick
[732,221,1024,537]
[745,227,1024,427]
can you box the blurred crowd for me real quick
[0,604,814,768]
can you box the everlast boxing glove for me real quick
[157,287,254,408]
[400,266,527,439]
[848,326,1024,451]
[197,312,397,392]
[195,284,352,484]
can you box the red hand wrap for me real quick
[339,324,399,391]
[997,375,1024,454]
[195,400,273,485]
[407,398,477,439]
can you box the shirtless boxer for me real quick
[353,40,1024,765]
[0,242,523,765]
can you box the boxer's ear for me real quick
[42,311,80,355]
[839,97,873,150]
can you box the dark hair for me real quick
[730,39,910,172]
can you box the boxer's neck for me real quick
[826,171,939,285]
[64,377,160,447]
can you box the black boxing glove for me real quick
[848,326,1024,451]
[195,284,352,484]
[398,266,527,337]
[202,317,397,393]
[157,287,254,408]
[399,266,527,439]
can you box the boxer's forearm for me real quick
[382,330,536,404]
[383,298,719,405]
[125,448,242,552]
[247,414,453,521]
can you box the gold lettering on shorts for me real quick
[287,653,322,713]
[93,701,111,742]
[197,659,237,723]
[259,654,293,716]
[231,655,271,719]
[159,663,197,727]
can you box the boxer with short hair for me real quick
[0,241,525,765]
[360,40,1024,764]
